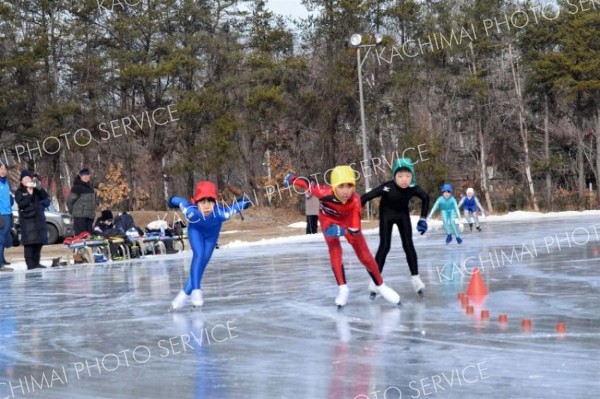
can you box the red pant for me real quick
[324,231,383,286]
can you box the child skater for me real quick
[360,158,429,298]
[169,181,251,310]
[428,184,462,245]
[458,187,486,232]
[285,165,401,308]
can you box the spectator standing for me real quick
[305,192,319,234]
[15,171,49,270]
[67,168,96,235]
[0,163,13,271]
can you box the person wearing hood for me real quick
[14,170,50,270]
[458,187,486,232]
[168,181,252,310]
[285,165,401,308]
[428,183,462,245]
[0,163,13,271]
[66,168,96,235]
[361,158,430,298]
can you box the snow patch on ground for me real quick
[288,222,306,229]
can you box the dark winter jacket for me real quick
[114,212,144,236]
[15,186,50,246]
[66,176,96,219]
[94,210,123,236]
[93,219,113,234]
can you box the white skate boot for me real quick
[411,275,425,298]
[191,289,204,308]
[368,280,377,300]
[335,284,349,309]
[376,283,401,306]
[171,290,189,311]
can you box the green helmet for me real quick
[392,157,417,187]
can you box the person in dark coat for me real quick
[114,212,144,236]
[14,170,49,270]
[93,209,114,235]
[66,168,96,235]
[305,191,319,234]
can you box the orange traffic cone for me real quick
[467,268,487,297]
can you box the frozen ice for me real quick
[0,214,599,398]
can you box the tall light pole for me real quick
[350,33,382,219]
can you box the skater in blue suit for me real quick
[428,184,462,245]
[458,187,486,232]
[169,181,251,310]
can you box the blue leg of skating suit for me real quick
[441,210,452,234]
[442,210,461,238]
[184,228,218,294]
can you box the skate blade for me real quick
[369,291,377,300]
[337,304,345,311]
[397,300,403,308]
[192,304,204,309]
[417,290,424,299]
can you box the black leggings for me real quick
[376,213,419,275]
[24,244,43,269]
[306,215,319,234]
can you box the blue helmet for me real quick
[441,183,453,193]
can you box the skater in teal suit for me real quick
[428,184,462,245]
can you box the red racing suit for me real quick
[292,179,383,286]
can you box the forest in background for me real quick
[1,0,599,213]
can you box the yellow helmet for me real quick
[330,165,356,189]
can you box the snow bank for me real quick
[222,210,600,249]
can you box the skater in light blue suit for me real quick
[428,184,462,245]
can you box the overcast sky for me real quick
[266,0,311,18]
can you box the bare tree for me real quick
[508,43,538,211]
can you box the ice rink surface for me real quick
[1,215,599,399]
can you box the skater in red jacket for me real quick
[285,165,401,308]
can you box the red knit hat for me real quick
[191,181,218,203]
